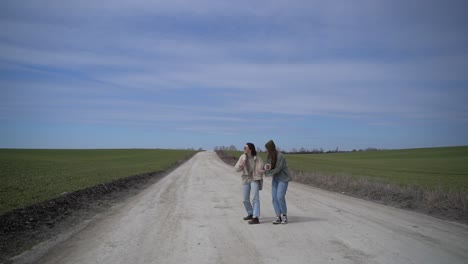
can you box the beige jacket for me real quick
[234,154,264,184]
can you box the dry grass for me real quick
[291,170,468,224]
[215,150,238,166]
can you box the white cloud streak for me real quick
[1,0,468,149]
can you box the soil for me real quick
[0,158,190,263]
[215,150,238,166]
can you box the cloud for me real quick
[1,0,468,149]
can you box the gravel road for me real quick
[12,151,468,264]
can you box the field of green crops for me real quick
[0,149,198,215]
[227,146,468,191]
[2,146,467,216]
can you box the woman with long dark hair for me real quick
[260,140,292,224]
[234,142,264,224]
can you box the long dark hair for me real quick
[245,143,256,173]
[268,150,278,170]
[246,143,257,156]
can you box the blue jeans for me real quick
[271,177,288,216]
[242,181,260,217]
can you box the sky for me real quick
[1,0,467,151]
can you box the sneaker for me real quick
[243,215,253,220]
[272,216,282,225]
[281,215,288,224]
[248,217,260,224]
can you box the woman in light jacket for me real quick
[235,142,264,224]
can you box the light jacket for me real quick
[265,152,292,182]
[235,154,264,185]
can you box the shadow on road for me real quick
[260,216,326,224]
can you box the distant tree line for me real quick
[214,145,238,151]
[184,147,205,151]
[215,145,382,154]
[214,145,274,153]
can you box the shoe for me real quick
[281,215,288,224]
[243,215,253,220]
[248,217,260,224]
[272,216,282,225]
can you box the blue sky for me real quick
[1,0,467,151]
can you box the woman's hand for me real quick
[257,169,265,175]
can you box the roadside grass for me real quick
[219,146,468,223]
[0,149,198,216]
[287,146,468,192]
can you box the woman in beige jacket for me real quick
[235,142,264,224]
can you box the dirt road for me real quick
[12,151,468,264]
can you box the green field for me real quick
[227,146,468,191]
[0,149,198,215]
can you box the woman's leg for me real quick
[251,181,260,218]
[277,180,289,215]
[242,183,253,216]
[271,177,281,216]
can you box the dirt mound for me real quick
[215,150,238,166]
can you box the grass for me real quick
[287,146,468,192]
[226,146,468,192]
[0,149,198,215]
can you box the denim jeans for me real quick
[242,181,260,217]
[271,176,288,216]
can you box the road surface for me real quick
[12,151,468,264]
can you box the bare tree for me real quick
[228,145,237,151]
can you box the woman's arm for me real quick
[265,154,286,176]
[258,156,264,169]
[257,156,271,175]
[234,154,246,172]
[256,156,265,175]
